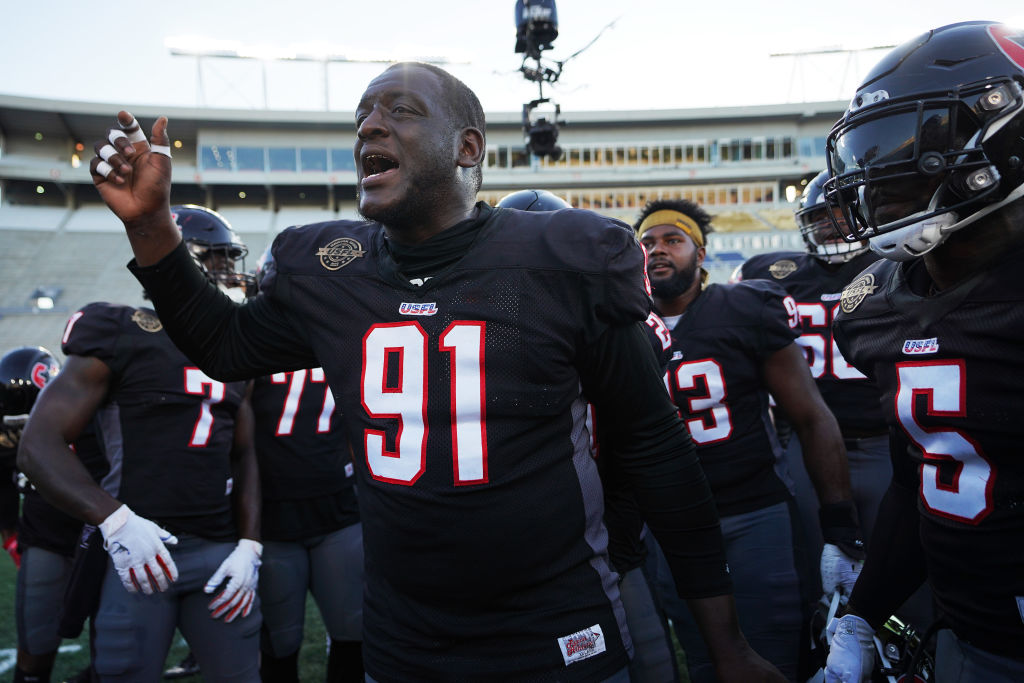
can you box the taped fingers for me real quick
[118,114,148,144]
[98,144,118,162]
[150,144,172,158]
[108,129,129,146]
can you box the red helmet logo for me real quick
[989,24,1024,70]
[30,361,53,388]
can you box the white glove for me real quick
[824,614,875,683]
[204,538,262,622]
[99,504,179,595]
[821,543,864,595]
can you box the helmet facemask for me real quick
[824,77,1024,261]
[797,204,869,264]
[187,243,257,303]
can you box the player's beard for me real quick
[358,147,458,232]
[651,250,700,299]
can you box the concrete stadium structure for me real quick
[0,94,846,357]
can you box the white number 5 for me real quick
[896,360,993,524]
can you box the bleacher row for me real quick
[0,205,805,360]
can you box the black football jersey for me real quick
[251,369,359,541]
[741,250,886,434]
[61,303,247,541]
[833,255,1024,656]
[663,281,797,517]
[18,420,109,556]
[253,208,653,680]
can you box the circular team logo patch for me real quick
[132,310,163,333]
[768,259,798,279]
[317,238,366,271]
[840,273,877,313]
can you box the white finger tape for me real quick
[98,144,118,162]
[150,144,172,158]
[108,130,128,145]
[119,117,148,144]
[96,160,114,178]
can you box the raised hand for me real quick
[89,111,180,265]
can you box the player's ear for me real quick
[697,246,707,267]
[457,127,485,169]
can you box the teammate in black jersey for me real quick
[636,198,860,682]
[820,21,1024,683]
[740,172,882,600]
[0,346,100,683]
[498,189,680,682]
[18,209,264,682]
[87,63,786,681]
[250,248,363,683]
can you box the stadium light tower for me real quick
[166,37,467,109]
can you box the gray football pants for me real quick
[92,533,260,682]
[16,545,73,654]
[618,565,678,683]
[258,522,363,656]
[649,502,803,683]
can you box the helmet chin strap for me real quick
[868,183,956,261]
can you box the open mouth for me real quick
[362,153,400,179]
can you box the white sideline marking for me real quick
[0,644,81,674]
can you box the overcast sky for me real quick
[4,1,1023,115]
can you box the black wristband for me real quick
[819,501,865,560]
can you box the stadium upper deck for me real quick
[0,94,843,355]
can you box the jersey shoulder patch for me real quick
[836,259,897,319]
[273,219,379,277]
[740,250,806,280]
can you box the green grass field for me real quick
[0,555,332,682]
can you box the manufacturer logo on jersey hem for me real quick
[840,274,877,313]
[317,238,366,271]
[557,625,606,666]
[132,309,163,332]
[769,259,797,279]
[902,338,939,355]
[399,302,438,316]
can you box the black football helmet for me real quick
[171,204,257,300]
[0,346,60,454]
[797,170,870,263]
[823,21,1024,261]
[496,189,571,211]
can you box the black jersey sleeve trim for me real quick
[578,321,732,598]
